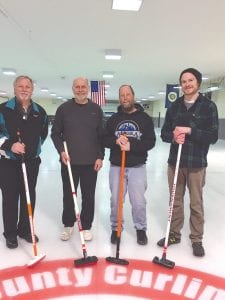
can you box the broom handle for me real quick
[17,131,38,256]
[21,162,38,256]
[164,143,182,250]
[117,150,126,238]
[63,141,87,256]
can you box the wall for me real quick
[213,90,225,139]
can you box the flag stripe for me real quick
[91,81,106,106]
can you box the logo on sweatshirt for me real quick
[115,120,142,140]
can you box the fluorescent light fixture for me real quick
[141,98,148,101]
[40,88,49,92]
[2,68,16,76]
[105,49,121,60]
[148,95,155,99]
[50,93,56,96]
[57,96,63,99]
[0,90,7,96]
[202,76,209,81]
[112,0,143,11]
[103,72,114,78]
[158,91,166,95]
[208,86,219,92]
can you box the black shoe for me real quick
[136,230,148,245]
[111,231,117,244]
[6,237,18,249]
[18,233,39,243]
[192,242,205,257]
[157,232,181,247]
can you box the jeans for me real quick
[168,164,206,243]
[109,164,147,231]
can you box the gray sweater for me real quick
[51,99,104,165]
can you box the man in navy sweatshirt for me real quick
[104,84,156,245]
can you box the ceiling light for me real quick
[158,91,166,95]
[50,93,56,97]
[207,86,219,92]
[112,0,143,11]
[103,72,114,78]
[40,88,49,92]
[2,68,17,76]
[105,49,122,60]
[148,95,155,99]
[0,90,7,96]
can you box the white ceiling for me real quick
[1,0,225,102]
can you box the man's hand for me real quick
[94,159,103,171]
[116,135,128,147]
[121,141,130,151]
[61,151,70,165]
[11,142,25,154]
[173,126,191,144]
[175,126,191,135]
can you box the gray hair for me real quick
[13,75,34,88]
[119,84,135,96]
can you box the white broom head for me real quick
[27,254,46,268]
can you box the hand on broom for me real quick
[116,135,130,151]
[173,126,191,144]
[61,151,70,165]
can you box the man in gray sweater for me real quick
[51,77,104,241]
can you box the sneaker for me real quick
[18,233,39,243]
[136,230,148,245]
[83,230,92,241]
[192,242,205,257]
[6,237,18,249]
[60,227,74,241]
[157,232,181,247]
[111,231,117,244]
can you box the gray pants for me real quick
[109,164,147,231]
[168,164,206,243]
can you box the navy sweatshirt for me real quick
[104,103,156,167]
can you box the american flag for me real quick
[90,80,106,106]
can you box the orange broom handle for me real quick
[117,150,126,237]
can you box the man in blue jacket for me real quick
[0,75,48,249]
[104,84,156,245]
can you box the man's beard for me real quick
[123,103,135,113]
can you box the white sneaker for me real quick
[60,227,74,241]
[83,230,92,241]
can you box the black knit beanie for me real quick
[179,68,202,85]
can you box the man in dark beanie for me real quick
[157,67,218,257]
[179,68,202,85]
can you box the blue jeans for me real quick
[109,164,147,231]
